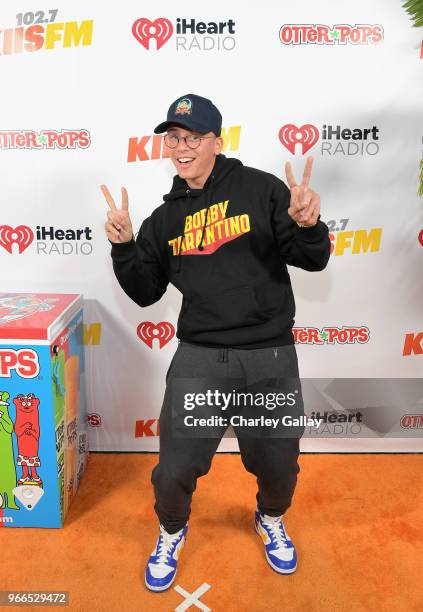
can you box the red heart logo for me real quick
[0,225,34,254]
[132,18,173,50]
[278,124,319,154]
[136,321,175,348]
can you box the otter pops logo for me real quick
[0,349,40,378]
[0,130,91,150]
[293,327,370,344]
[279,24,384,45]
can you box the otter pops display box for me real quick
[0,293,89,528]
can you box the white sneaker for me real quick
[145,523,188,592]
[255,508,297,574]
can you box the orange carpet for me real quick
[1,453,422,612]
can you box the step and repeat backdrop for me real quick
[1,1,422,452]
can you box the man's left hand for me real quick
[285,156,321,227]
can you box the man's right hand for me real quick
[100,184,134,244]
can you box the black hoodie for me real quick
[110,154,331,349]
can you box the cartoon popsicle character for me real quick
[0,391,20,509]
[13,393,43,487]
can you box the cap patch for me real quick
[174,98,193,116]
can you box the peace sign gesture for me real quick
[284,156,321,227]
[100,184,134,244]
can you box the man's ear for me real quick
[214,136,224,155]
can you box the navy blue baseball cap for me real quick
[154,94,222,136]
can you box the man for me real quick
[101,94,330,592]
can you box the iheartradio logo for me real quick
[278,124,319,155]
[132,17,236,53]
[136,321,175,348]
[0,225,34,254]
[132,17,173,50]
[0,224,93,256]
[279,122,379,156]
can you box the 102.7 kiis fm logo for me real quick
[0,9,93,56]
[132,17,236,52]
[327,218,382,256]
[0,225,93,256]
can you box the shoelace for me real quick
[263,517,290,549]
[156,528,183,565]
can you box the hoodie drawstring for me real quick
[176,174,215,273]
[198,174,215,252]
[176,188,191,273]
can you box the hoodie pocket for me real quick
[181,285,269,335]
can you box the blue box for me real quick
[0,292,89,528]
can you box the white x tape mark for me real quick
[174,582,211,611]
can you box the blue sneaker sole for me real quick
[254,521,297,574]
[144,570,177,592]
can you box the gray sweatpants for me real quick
[151,340,303,533]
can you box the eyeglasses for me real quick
[163,133,215,150]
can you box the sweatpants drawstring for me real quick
[217,348,248,381]
[217,348,228,362]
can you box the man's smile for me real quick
[176,157,196,169]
